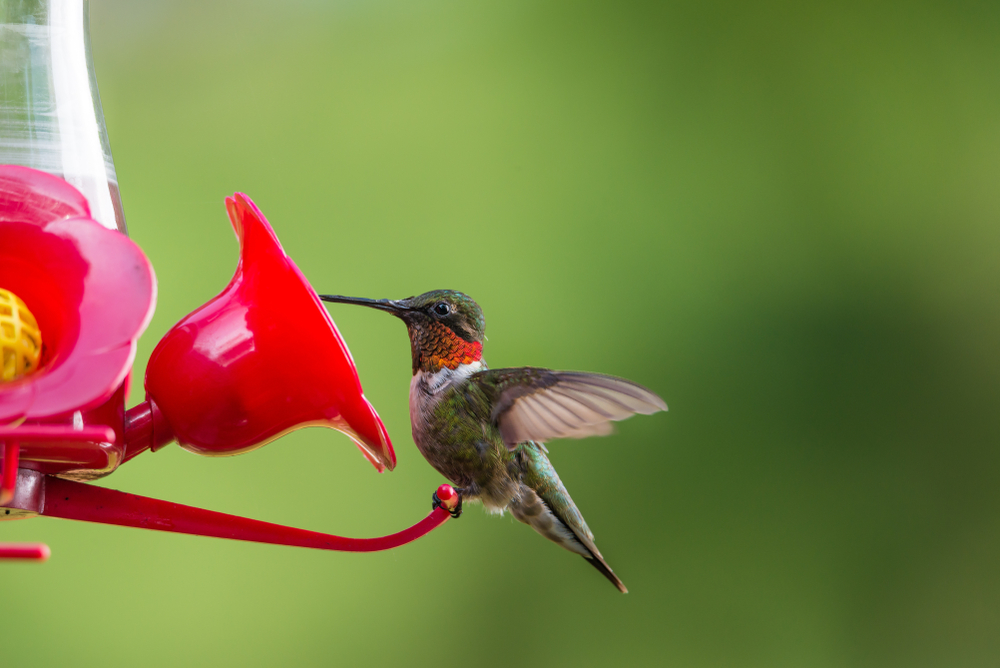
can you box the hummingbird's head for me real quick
[320,290,485,374]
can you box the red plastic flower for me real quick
[143,193,396,471]
[0,166,155,424]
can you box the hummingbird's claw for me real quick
[432,489,463,518]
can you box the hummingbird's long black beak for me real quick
[319,294,411,318]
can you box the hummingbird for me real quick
[320,290,666,592]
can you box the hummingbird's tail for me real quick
[510,444,628,593]
[583,555,628,594]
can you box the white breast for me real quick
[409,361,484,446]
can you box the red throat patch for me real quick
[413,322,483,373]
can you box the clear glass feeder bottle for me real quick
[0,0,126,234]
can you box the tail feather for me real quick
[511,443,628,593]
[585,555,628,593]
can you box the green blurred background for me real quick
[4,0,1000,665]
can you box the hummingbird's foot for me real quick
[432,488,463,518]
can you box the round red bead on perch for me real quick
[435,484,458,512]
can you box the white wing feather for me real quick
[495,371,666,448]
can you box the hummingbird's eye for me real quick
[433,302,451,316]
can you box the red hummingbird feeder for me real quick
[0,1,457,561]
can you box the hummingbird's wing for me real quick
[472,368,666,449]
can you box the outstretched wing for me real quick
[472,367,666,449]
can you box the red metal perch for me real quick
[2,467,458,559]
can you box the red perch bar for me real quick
[40,478,458,553]
[0,543,50,561]
[1,468,459,558]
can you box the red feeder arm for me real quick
[2,467,458,558]
[0,167,458,559]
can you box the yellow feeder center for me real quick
[0,288,43,382]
